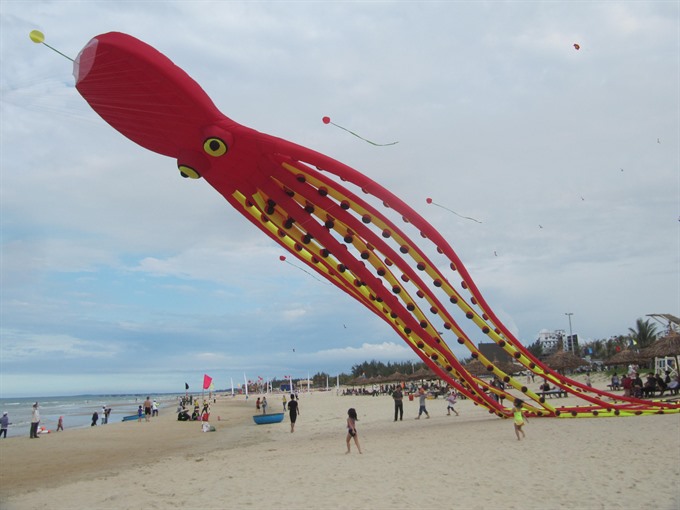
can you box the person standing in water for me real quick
[345,408,362,454]
[30,402,40,439]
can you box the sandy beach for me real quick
[1,379,679,510]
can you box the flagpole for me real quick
[244,372,248,399]
[230,377,234,397]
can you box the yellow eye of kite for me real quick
[203,137,227,157]
[178,165,201,179]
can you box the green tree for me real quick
[526,340,544,357]
[628,318,658,349]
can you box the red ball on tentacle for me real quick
[322,116,331,124]
[426,198,433,204]
[279,255,286,261]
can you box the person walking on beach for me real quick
[143,396,152,422]
[392,386,403,421]
[445,390,459,416]
[512,399,528,441]
[261,396,268,414]
[414,387,430,419]
[152,400,159,417]
[91,410,99,426]
[287,394,299,433]
[1,412,10,438]
[57,416,64,432]
[282,394,287,413]
[345,408,361,454]
[101,406,107,424]
[137,405,143,423]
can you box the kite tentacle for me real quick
[268,162,515,413]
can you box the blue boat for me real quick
[122,414,139,422]
[253,412,285,425]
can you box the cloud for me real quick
[0,330,123,363]
[1,1,677,397]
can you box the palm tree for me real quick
[628,318,658,349]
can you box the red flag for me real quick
[203,374,213,390]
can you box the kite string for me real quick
[426,199,482,224]
[322,116,398,147]
[280,257,329,285]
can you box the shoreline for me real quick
[1,381,679,509]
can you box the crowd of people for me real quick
[614,369,680,398]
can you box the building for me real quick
[537,329,563,354]
[536,329,579,354]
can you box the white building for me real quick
[537,329,562,353]
[536,329,579,354]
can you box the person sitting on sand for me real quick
[643,373,657,397]
[621,374,632,397]
[654,374,668,396]
[632,373,643,398]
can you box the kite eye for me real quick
[203,137,228,157]
[178,164,201,179]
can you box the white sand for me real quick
[1,382,678,510]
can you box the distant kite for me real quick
[48,31,677,419]
[573,43,580,50]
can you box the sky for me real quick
[1,1,678,397]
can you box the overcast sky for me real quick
[1,1,678,397]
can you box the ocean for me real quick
[0,393,184,438]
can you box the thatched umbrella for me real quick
[384,371,407,383]
[641,334,680,371]
[462,359,489,377]
[544,350,589,372]
[349,376,368,386]
[409,367,436,381]
[604,348,651,366]
[493,360,522,376]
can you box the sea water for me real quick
[0,393,184,438]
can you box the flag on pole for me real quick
[185,382,189,390]
[203,374,213,390]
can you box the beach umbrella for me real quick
[462,359,491,377]
[493,360,522,376]
[604,348,652,366]
[641,334,680,371]
[385,371,407,383]
[544,350,589,372]
[409,367,436,382]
